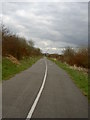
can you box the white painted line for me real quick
[26,59,47,119]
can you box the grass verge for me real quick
[2,56,41,80]
[0,62,2,82]
[49,58,88,97]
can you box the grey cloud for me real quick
[2,2,88,53]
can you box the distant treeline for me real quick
[48,47,88,69]
[2,25,42,60]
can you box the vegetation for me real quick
[1,24,43,80]
[2,25,42,60]
[50,58,88,96]
[2,57,40,80]
[48,46,88,69]
[48,47,88,97]
[0,61,1,82]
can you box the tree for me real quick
[28,40,34,47]
[2,25,42,59]
[63,47,75,65]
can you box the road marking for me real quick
[26,59,47,119]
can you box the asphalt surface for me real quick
[2,58,88,118]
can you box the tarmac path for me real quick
[2,58,88,118]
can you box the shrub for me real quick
[2,25,42,59]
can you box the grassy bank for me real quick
[49,58,88,97]
[0,62,2,82]
[2,57,41,80]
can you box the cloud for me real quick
[2,2,88,54]
[1,0,89,2]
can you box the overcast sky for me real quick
[1,1,88,54]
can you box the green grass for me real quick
[2,57,41,80]
[0,61,2,82]
[49,58,88,97]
